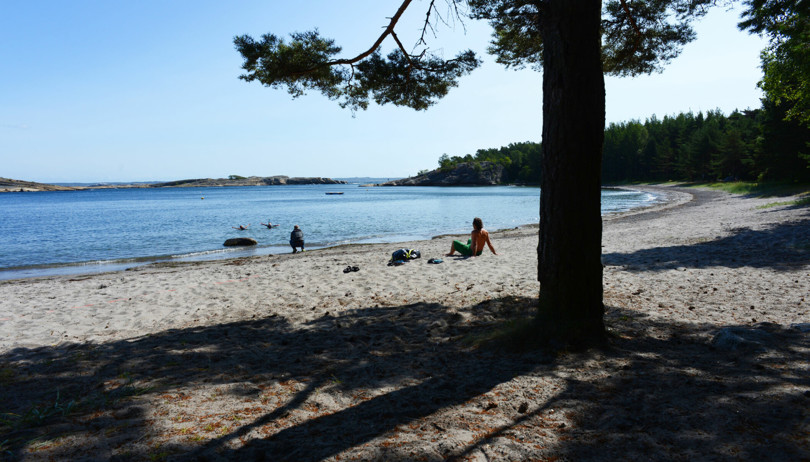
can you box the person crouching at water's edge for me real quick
[290,225,305,253]
[446,217,497,258]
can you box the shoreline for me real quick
[2,184,808,460]
[0,186,662,282]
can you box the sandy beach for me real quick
[1,184,808,461]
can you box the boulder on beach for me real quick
[223,237,257,247]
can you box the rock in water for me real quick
[224,238,257,247]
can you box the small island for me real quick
[0,175,345,192]
[152,175,345,188]
[0,178,82,192]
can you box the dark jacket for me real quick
[290,229,304,245]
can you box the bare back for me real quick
[471,228,492,255]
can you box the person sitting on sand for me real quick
[446,217,497,258]
[290,225,305,253]
[232,224,250,230]
[261,222,278,229]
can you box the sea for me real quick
[0,183,659,280]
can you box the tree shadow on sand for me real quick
[603,216,810,272]
[2,288,809,460]
[452,308,810,461]
[0,295,545,461]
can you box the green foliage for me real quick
[468,0,712,76]
[228,175,246,180]
[601,0,712,76]
[740,0,810,126]
[468,0,544,71]
[602,108,810,183]
[234,28,480,111]
[236,0,717,111]
[436,141,542,184]
[437,106,810,185]
[757,197,810,208]
[438,154,452,171]
[354,50,480,110]
[234,30,344,98]
[703,181,810,198]
[754,99,810,179]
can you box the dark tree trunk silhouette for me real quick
[536,0,606,347]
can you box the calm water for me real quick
[0,184,658,279]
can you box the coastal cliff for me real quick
[379,162,507,186]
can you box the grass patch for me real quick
[2,391,79,430]
[696,181,810,197]
[757,196,810,209]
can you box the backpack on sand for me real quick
[390,248,421,263]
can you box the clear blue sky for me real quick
[1,1,766,183]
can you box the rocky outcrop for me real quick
[152,176,346,188]
[223,237,258,247]
[380,162,506,186]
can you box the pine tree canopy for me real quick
[234,0,714,110]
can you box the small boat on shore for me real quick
[325,192,344,195]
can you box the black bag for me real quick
[391,248,420,261]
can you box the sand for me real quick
[1,184,808,461]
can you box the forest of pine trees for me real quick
[435,101,810,185]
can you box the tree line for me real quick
[436,141,542,184]
[434,100,810,185]
[603,101,810,183]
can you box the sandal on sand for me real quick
[343,266,352,273]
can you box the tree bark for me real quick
[536,0,606,347]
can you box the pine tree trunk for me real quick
[536,0,606,347]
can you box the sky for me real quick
[1,1,767,183]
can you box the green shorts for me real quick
[453,239,482,256]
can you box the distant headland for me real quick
[376,162,533,186]
[0,176,346,192]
